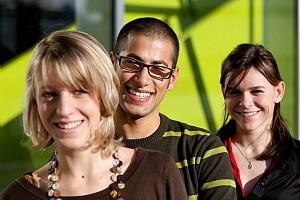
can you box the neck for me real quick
[114,106,161,139]
[46,147,125,198]
[232,128,272,157]
[55,147,112,179]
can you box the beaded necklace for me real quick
[47,150,125,200]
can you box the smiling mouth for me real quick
[54,120,83,129]
[237,111,260,117]
[127,87,151,99]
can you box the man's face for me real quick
[114,34,178,119]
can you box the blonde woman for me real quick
[1,30,187,200]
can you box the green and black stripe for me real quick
[123,114,237,200]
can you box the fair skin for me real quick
[112,34,178,139]
[36,77,99,152]
[223,67,285,197]
[33,71,134,196]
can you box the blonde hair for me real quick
[23,30,120,155]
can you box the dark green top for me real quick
[122,114,237,200]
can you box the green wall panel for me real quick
[1,0,297,190]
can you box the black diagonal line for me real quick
[184,37,216,131]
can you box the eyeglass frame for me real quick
[114,52,176,80]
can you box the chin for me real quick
[242,126,259,132]
[123,105,152,118]
[56,140,90,151]
[127,111,149,119]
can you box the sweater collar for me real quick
[118,113,169,148]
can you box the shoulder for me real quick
[286,138,300,157]
[161,113,212,138]
[137,147,175,163]
[135,147,179,173]
[168,115,223,142]
[290,139,300,156]
[1,176,32,199]
[161,114,225,149]
[162,114,210,132]
[285,139,300,172]
[291,138,300,149]
[1,179,19,196]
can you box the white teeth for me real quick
[56,121,82,129]
[128,88,151,99]
[239,111,259,117]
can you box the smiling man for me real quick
[111,17,237,200]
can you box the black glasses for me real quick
[115,53,175,80]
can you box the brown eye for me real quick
[149,65,172,77]
[251,90,263,95]
[41,91,56,101]
[74,89,88,96]
[121,57,143,71]
[226,89,240,97]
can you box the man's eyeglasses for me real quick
[115,53,175,80]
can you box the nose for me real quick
[134,67,152,87]
[56,92,74,117]
[238,92,253,108]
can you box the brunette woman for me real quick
[218,43,300,200]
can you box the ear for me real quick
[274,81,285,103]
[167,67,179,90]
[221,85,226,97]
[110,52,116,65]
[110,52,118,70]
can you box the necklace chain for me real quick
[47,149,125,200]
[232,142,253,170]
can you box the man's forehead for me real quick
[123,34,172,54]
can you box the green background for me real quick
[0,0,298,190]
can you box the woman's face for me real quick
[223,67,284,134]
[35,71,101,151]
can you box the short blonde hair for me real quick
[23,30,120,154]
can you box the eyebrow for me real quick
[228,86,266,90]
[125,53,169,67]
[250,86,266,90]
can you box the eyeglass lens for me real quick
[119,56,173,79]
